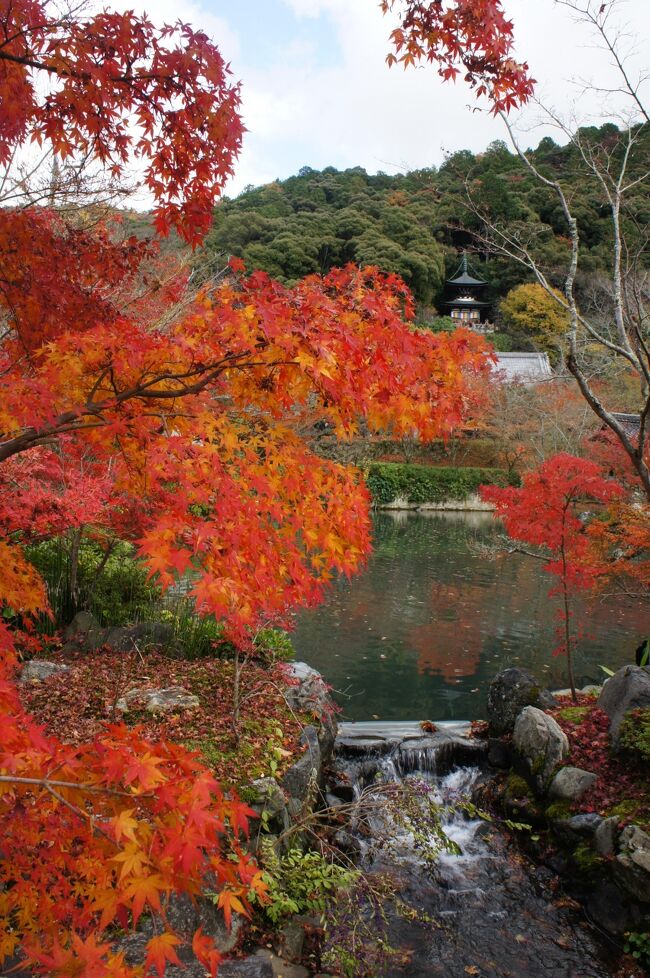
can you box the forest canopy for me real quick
[203,125,650,314]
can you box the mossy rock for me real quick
[572,842,603,874]
[506,773,531,799]
[545,800,573,821]
[619,708,650,761]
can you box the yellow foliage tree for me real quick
[500,283,570,362]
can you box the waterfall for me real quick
[327,724,614,978]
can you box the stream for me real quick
[329,724,614,978]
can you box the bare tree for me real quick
[461,1,650,496]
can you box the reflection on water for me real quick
[292,511,647,721]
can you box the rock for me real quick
[281,725,321,806]
[487,668,556,735]
[220,959,274,978]
[336,736,392,757]
[164,890,244,954]
[580,684,602,696]
[62,611,173,654]
[253,949,309,978]
[615,824,650,902]
[333,829,361,858]
[324,791,345,809]
[248,777,290,833]
[145,686,199,712]
[115,685,199,713]
[594,816,620,857]
[513,706,569,789]
[63,610,98,640]
[557,813,603,839]
[284,662,328,714]
[326,776,354,803]
[284,662,338,765]
[19,660,71,683]
[548,766,597,802]
[598,665,650,743]
[277,920,305,963]
[584,880,634,936]
[487,737,511,769]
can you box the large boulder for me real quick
[281,724,321,808]
[548,766,597,802]
[513,706,569,789]
[487,668,556,735]
[598,664,650,743]
[615,824,650,903]
[164,891,244,954]
[62,611,172,654]
[284,661,337,759]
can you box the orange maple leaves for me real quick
[0,3,496,973]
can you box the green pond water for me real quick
[291,510,647,721]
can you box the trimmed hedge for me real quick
[365,462,517,505]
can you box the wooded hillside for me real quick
[202,123,649,315]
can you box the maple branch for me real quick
[0,774,141,796]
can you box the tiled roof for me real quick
[492,352,553,384]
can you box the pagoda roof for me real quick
[446,252,487,287]
[447,271,487,286]
[442,296,491,306]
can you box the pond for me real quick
[292,511,647,721]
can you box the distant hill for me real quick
[202,123,649,314]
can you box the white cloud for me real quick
[224,0,649,194]
[106,0,650,199]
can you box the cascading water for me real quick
[329,725,614,978]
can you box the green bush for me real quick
[619,708,650,761]
[485,332,514,352]
[365,462,516,505]
[26,537,160,628]
[255,843,357,924]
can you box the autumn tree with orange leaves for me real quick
[0,1,499,974]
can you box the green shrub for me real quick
[365,462,515,505]
[485,332,514,352]
[624,931,650,968]
[26,537,160,628]
[254,627,295,662]
[619,708,650,761]
[255,843,357,924]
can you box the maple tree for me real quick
[480,454,624,700]
[0,2,494,973]
[381,0,535,113]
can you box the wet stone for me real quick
[335,736,391,756]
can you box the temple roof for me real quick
[442,295,491,306]
[447,271,487,287]
[493,352,553,384]
[446,253,487,287]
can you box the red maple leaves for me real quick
[382,0,535,113]
[0,4,243,244]
[481,454,624,698]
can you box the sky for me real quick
[121,0,650,197]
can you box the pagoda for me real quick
[441,253,492,328]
